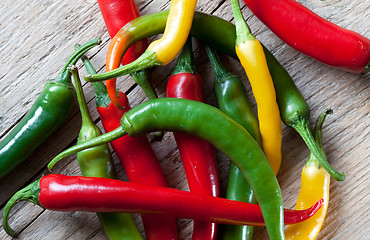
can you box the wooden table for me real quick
[0,0,369,239]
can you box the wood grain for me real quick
[0,0,369,239]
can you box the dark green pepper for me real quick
[0,39,100,179]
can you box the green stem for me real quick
[74,43,112,108]
[292,114,345,180]
[306,109,333,167]
[172,37,197,75]
[84,50,161,82]
[68,66,95,127]
[3,180,41,236]
[314,109,333,153]
[230,0,255,44]
[47,126,126,170]
[55,39,101,83]
[130,70,158,100]
[205,46,238,88]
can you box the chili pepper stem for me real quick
[314,109,333,151]
[305,109,333,168]
[47,126,127,170]
[289,111,344,181]
[131,70,158,100]
[230,0,254,43]
[68,65,96,128]
[171,38,197,75]
[74,43,113,108]
[3,179,41,236]
[55,39,102,83]
[206,50,235,86]
[85,50,161,82]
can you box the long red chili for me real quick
[166,38,219,240]
[242,0,370,72]
[78,54,177,239]
[3,174,324,236]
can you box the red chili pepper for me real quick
[242,0,370,72]
[3,173,324,236]
[166,38,219,240]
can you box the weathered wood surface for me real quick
[0,0,369,239]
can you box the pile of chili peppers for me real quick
[1,0,369,239]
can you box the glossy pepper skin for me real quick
[85,0,199,85]
[49,98,285,240]
[105,10,345,181]
[205,46,262,240]
[285,109,332,240]
[242,0,370,73]
[166,38,219,240]
[231,0,282,176]
[79,54,178,240]
[0,39,100,179]
[3,173,323,237]
[97,0,157,109]
[68,66,142,240]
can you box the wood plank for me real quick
[0,0,369,239]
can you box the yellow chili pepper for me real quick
[285,109,332,240]
[149,0,197,65]
[85,0,197,82]
[231,0,282,175]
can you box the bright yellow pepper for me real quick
[285,109,332,240]
[149,0,197,65]
[231,0,282,175]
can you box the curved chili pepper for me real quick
[49,98,285,240]
[0,39,100,179]
[285,109,332,240]
[97,0,148,61]
[3,173,324,237]
[97,0,157,109]
[85,0,199,99]
[231,0,282,175]
[205,46,261,240]
[101,10,344,181]
[68,65,142,240]
[241,0,370,72]
[166,38,219,240]
[79,53,178,240]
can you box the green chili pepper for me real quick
[0,39,100,179]
[68,66,142,240]
[262,51,345,180]
[48,98,284,240]
[206,46,261,240]
[87,10,344,181]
